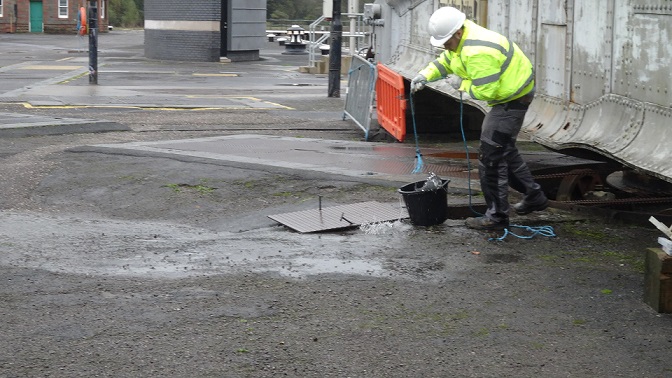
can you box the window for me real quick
[58,0,68,18]
[0,0,4,18]
[101,0,105,19]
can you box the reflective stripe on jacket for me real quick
[419,20,534,106]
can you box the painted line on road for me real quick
[192,73,239,77]
[10,102,295,111]
[184,95,294,110]
[20,65,85,70]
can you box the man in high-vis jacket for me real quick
[411,6,548,231]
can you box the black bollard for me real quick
[327,0,342,98]
[88,0,98,85]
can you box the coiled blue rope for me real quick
[489,225,557,241]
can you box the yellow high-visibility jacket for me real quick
[419,20,535,106]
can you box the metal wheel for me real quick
[555,169,604,201]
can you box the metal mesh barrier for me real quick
[343,55,376,140]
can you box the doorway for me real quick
[29,0,43,33]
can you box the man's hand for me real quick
[447,75,463,91]
[410,75,428,93]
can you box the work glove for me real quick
[447,75,463,91]
[410,74,428,93]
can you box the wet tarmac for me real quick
[1,210,407,279]
[0,30,616,281]
[2,30,671,378]
[0,30,479,280]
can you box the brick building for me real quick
[144,0,266,62]
[0,0,108,34]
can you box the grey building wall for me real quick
[145,29,221,62]
[144,0,266,62]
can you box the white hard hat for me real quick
[428,7,467,47]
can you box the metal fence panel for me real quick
[343,55,377,140]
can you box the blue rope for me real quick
[458,92,483,217]
[489,225,556,241]
[408,91,424,174]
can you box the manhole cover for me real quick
[269,201,407,233]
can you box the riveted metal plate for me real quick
[269,201,408,233]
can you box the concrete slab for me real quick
[0,112,129,137]
[81,134,481,188]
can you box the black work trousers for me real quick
[478,97,543,222]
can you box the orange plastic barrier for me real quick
[375,63,407,142]
[78,7,87,36]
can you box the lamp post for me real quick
[327,0,342,98]
[88,0,98,84]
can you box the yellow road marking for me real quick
[192,73,239,77]
[185,95,294,110]
[12,102,295,111]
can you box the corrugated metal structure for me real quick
[144,0,266,62]
[363,0,672,184]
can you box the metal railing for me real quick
[306,13,369,68]
[267,15,370,68]
[308,15,331,67]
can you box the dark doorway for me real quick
[220,0,228,57]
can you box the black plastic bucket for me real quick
[398,180,449,226]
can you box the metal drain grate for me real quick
[269,201,408,233]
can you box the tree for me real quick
[134,0,144,20]
[109,0,141,27]
[267,0,323,20]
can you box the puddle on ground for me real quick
[0,211,474,280]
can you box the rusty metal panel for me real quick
[524,0,672,185]
[486,1,510,38]
[522,96,571,145]
[535,0,571,101]
[559,95,644,153]
[538,0,567,24]
[268,201,408,233]
[613,3,672,105]
[615,104,672,183]
[506,0,538,62]
[536,23,567,99]
[571,0,613,103]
